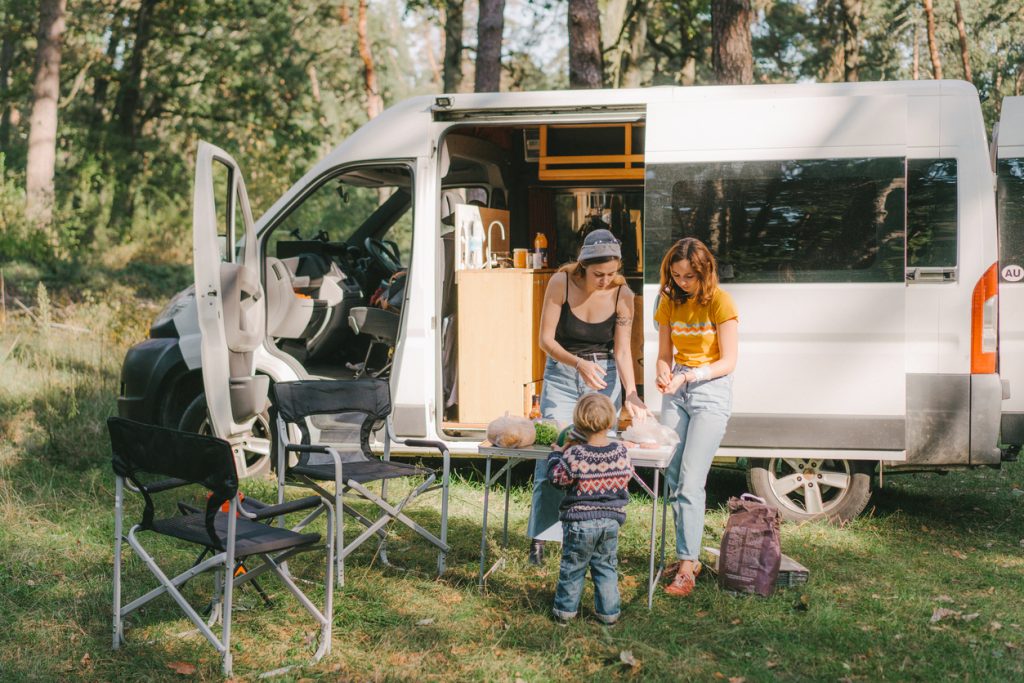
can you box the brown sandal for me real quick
[663,562,702,598]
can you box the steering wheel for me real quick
[364,237,403,274]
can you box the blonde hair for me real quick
[658,237,719,306]
[573,393,617,436]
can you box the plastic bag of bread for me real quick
[622,422,680,449]
[486,413,537,448]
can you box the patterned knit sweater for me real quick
[546,442,632,524]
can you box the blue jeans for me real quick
[552,518,621,623]
[527,355,622,540]
[660,367,733,560]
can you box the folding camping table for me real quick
[476,443,675,609]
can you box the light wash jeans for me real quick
[660,366,733,560]
[552,518,621,623]
[527,355,621,540]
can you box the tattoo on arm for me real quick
[616,315,633,327]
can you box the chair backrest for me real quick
[271,379,391,465]
[108,417,238,542]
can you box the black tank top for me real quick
[554,276,619,355]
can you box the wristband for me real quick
[692,366,711,382]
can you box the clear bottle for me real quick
[533,232,548,268]
[468,220,484,268]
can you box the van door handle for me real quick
[905,266,957,283]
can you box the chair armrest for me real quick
[403,439,450,458]
[137,477,190,494]
[285,443,332,454]
[247,495,323,520]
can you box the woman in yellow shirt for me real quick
[654,237,739,598]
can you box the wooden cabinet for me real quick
[455,269,553,424]
[454,269,644,426]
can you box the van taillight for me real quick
[971,263,998,373]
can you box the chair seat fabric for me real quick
[151,513,320,557]
[292,459,430,485]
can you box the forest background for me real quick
[1,0,1023,273]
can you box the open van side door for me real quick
[643,95,907,458]
[995,97,1024,451]
[192,141,269,476]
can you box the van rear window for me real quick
[907,159,958,268]
[644,158,905,283]
[997,158,1024,279]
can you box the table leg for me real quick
[502,464,512,548]
[660,470,669,571]
[648,468,659,609]
[478,455,492,589]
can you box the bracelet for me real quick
[574,357,582,370]
[692,366,711,382]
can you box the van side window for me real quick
[644,158,905,283]
[997,158,1024,276]
[907,159,958,268]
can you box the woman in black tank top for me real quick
[526,229,651,564]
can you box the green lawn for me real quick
[1,285,1022,682]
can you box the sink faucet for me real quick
[486,220,506,269]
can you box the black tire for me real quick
[747,457,874,523]
[179,394,273,478]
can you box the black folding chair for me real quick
[271,378,450,585]
[109,417,334,677]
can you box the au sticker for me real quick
[1002,264,1024,282]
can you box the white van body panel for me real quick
[996,96,1024,444]
[197,80,1000,465]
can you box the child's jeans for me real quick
[552,518,621,623]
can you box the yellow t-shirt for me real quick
[654,288,738,366]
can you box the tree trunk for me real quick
[357,0,382,119]
[712,0,753,85]
[442,0,464,93]
[912,19,920,80]
[26,0,66,228]
[953,0,972,83]
[0,30,15,152]
[816,0,843,82]
[475,0,504,92]
[568,0,603,88]
[621,2,647,88]
[923,0,943,80]
[841,0,862,82]
[108,0,157,232]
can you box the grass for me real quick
[1,276,1022,682]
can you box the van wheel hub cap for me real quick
[768,458,853,516]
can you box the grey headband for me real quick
[578,229,621,261]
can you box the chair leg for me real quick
[439,454,450,577]
[112,477,124,650]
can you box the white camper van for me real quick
[119,80,1013,523]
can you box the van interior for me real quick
[258,119,648,439]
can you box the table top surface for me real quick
[477,442,676,468]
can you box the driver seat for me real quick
[347,307,399,378]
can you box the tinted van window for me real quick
[907,159,957,267]
[644,158,905,283]
[998,158,1024,280]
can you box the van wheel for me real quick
[179,394,273,478]
[747,458,873,523]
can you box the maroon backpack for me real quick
[718,494,782,597]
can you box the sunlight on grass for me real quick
[1,289,1022,681]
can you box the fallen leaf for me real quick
[713,673,727,680]
[416,618,435,626]
[951,550,968,561]
[619,650,639,668]
[731,618,743,625]
[990,621,1003,632]
[79,653,91,667]
[766,660,779,669]
[729,678,746,683]
[696,610,709,618]
[794,594,810,611]
[167,661,197,675]
[935,595,954,603]
[931,608,961,624]
[1007,642,1019,650]
[962,613,980,622]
